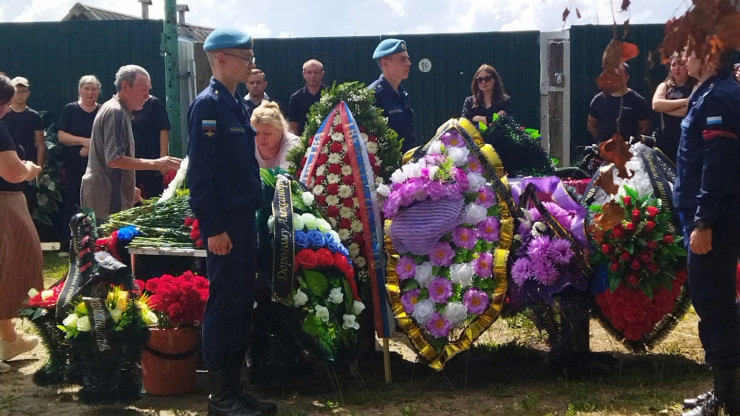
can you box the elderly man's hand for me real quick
[207,232,233,256]
[690,228,712,255]
[155,156,182,172]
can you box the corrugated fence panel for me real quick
[0,20,165,129]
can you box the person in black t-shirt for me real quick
[287,59,326,136]
[462,63,511,126]
[131,95,171,199]
[3,77,44,167]
[57,75,101,254]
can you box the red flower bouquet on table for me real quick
[136,271,209,328]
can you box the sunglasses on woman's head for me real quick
[476,75,494,83]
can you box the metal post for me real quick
[163,0,182,156]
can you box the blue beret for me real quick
[204,28,253,51]
[372,38,407,59]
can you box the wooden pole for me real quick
[383,337,391,383]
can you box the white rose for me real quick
[328,287,344,304]
[448,146,471,166]
[267,215,275,230]
[317,219,332,233]
[329,230,341,242]
[449,263,474,288]
[402,163,422,179]
[376,183,391,197]
[143,310,159,327]
[76,316,92,332]
[27,288,39,298]
[427,166,440,180]
[444,302,469,327]
[301,213,318,230]
[293,215,304,231]
[293,289,308,307]
[411,299,435,325]
[110,308,123,323]
[315,305,330,323]
[62,313,78,328]
[302,192,315,207]
[342,314,360,330]
[415,261,434,288]
[427,141,443,155]
[390,169,407,184]
[352,300,366,315]
[464,203,487,225]
[467,172,486,192]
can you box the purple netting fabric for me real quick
[389,196,465,256]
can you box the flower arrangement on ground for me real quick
[479,113,555,177]
[135,271,209,328]
[382,118,515,370]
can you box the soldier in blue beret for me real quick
[368,38,419,153]
[187,28,276,416]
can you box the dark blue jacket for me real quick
[369,75,418,152]
[673,69,740,228]
[187,77,262,238]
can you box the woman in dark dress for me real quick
[0,75,43,372]
[462,64,511,126]
[652,53,697,164]
[57,75,101,254]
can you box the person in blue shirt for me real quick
[674,48,740,416]
[368,38,418,153]
[186,28,275,416]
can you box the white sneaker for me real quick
[0,361,9,373]
[0,335,39,361]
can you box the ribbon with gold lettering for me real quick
[271,174,295,304]
[83,297,113,352]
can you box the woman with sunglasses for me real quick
[462,64,510,126]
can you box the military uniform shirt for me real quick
[369,75,418,152]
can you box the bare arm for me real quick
[653,82,688,115]
[34,129,45,170]
[58,130,91,148]
[587,115,599,141]
[0,150,42,183]
[288,121,300,135]
[159,130,170,158]
[107,155,181,171]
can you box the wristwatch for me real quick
[694,219,712,230]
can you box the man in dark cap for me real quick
[187,28,276,416]
[368,38,418,153]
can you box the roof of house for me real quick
[61,2,213,43]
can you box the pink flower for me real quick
[466,154,483,173]
[396,256,416,280]
[430,241,455,266]
[463,288,489,315]
[401,289,420,314]
[426,313,452,338]
[428,277,453,303]
[473,252,493,278]
[453,167,469,193]
[452,227,478,250]
[476,187,497,208]
[477,217,500,242]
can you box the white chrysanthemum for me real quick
[328,217,337,227]
[316,165,327,176]
[331,132,344,141]
[464,203,487,225]
[349,243,361,258]
[328,153,342,164]
[391,169,407,184]
[312,184,325,195]
[444,302,468,327]
[448,146,471,166]
[301,213,318,230]
[360,132,369,142]
[449,263,474,288]
[376,183,391,197]
[338,229,351,240]
[352,300,365,315]
[350,219,363,233]
[467,172,487,192]
[342,314,360,330]
[340,206,355,218]
[338,184,353,198]
[315,305,330,322]
[317,219,332,233]
[366,141,379,154]
[411,299,435,325]
[301,192,315,206]
[327,195,340,206]
[159,156,189,202]
[355,256,367,268]
[328,287,344,304]
[327,174,341,184]
[293,289,308,306]
[414,261,434,288]
[341,165,353,176]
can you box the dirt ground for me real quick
[0,306,709,416]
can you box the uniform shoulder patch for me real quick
[202,120,217,137]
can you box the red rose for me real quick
[327,183,339,195]
[644,220,656,232]
[610,262,619,272]
[601,243,613,254]
[339,218,352,229]
[327,206,340,217]
[646,206,659,218]
[627,273,640,287]
[329,164,342,175]
[646,240,658,250]
[630,259,641,270]
[626,222,636,231]
[296,249,318,269]
[611,227,625,239]
[632,209,641,220]
[342,198,355,207]
[342,175,354,185]
[663,234,674,244]
[330,142,344,153]
[184,217,195,226]
[316,248,334,267]
[639,252,652,263]
[621,252,631,261]
[647,263,659,273]
[622,195,632,206]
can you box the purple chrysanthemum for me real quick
[428,277,453,303]
[430,241,455,266]
[547,238,574,265]
[401,289,420,314]
[463,288,490,315]
[511,257,533,286]
[476,187,497,208]
[527,235,552,259]
[477,217,500,242]
[531,258,560,286]
[452,227,478,250]
[396,256,417,280]
[473,252,493,278]
[426,312,453,338]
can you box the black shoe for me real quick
[238,392,277,415]
[681,393,720,416]
[208,394,263,416]
[683,390,714,409]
